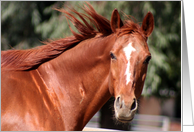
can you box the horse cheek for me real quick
[108,72,115,97]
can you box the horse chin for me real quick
[117,117,134,123]
[114,108,136,123]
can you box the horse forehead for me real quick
[123,42,136,60]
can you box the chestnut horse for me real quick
[1,3,154,131]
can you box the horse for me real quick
[1,2,154,131]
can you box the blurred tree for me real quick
[1,1,57,49]
[1,0,181,119]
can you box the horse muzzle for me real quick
[114,95,137,123]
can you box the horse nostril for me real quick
[131,98,136,111]
[116,96,122,109]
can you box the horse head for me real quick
[108,9,154,123]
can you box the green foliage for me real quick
[1,1,181,99]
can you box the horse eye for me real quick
[144,56,151,64]
[110,52,116,60]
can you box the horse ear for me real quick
[141,12,154,37]
[110,9,124,33]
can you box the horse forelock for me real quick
[1,2,144,71]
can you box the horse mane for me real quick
[1,2,144,71]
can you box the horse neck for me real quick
[37,34,116,130]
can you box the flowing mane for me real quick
[1,2,144,71]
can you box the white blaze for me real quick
[123,42,136,85]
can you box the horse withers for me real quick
[1,2,154,131]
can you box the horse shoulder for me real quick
[1,70,65,130]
